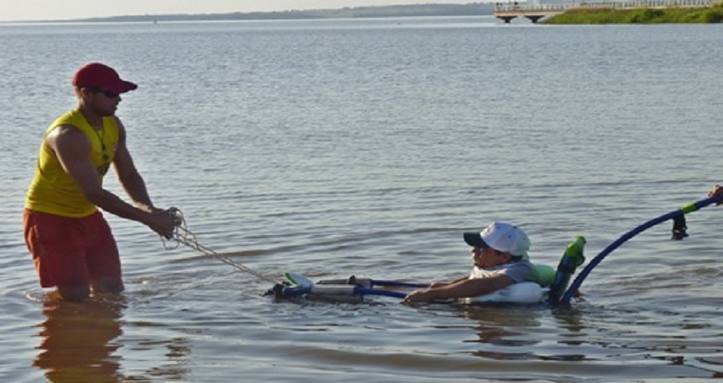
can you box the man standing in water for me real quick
[24,62,176,302]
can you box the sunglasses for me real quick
[86,87,119,98]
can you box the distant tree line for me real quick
[75,3,494,23]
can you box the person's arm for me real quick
[404,274,514,303]
[112,118,158,213]
[429,275,468,288]
[48,125,174,237]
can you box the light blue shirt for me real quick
[469,260,535,283]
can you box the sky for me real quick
[0,0,481,22]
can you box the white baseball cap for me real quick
[463,221,530,259]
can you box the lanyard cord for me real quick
[162,208,277,283]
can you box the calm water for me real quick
[1,16,722,382]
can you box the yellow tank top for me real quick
[25,109,120,217]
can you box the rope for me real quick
[162,208,277,283]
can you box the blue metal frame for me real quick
[276,278,431,299]
[366,280,429,289]
[276,284,411,299]
[561,196,720,304]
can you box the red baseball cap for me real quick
[72,62,138,94]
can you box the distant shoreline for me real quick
[1,3,494,24]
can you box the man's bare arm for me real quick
[48,125,173,237]
[429,275,468,288]
[112,118,157,212]
[404,274,514,302]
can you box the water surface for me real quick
[1,16,722,382]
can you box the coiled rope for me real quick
[162,208,277,283]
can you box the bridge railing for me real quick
[495,3,573,12]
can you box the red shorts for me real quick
[23,209,122,288]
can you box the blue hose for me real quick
[560,196,720,304]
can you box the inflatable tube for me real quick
[460,282,546,304]
[532,264,556,287]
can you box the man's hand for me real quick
[403,289,435,303]
[145,209,177,239]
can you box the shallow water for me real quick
[1,16,722,382]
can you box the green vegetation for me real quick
[545,3,723,24]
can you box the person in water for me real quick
[23,62,177,302]
[404,221,536,303]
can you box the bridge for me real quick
[494,0,719,23]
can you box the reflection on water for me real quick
[2,17,722,382]
[460,304,541,343]
[34,297,125,382]
[33,295,192,382]
[551,304,587,341]
[458,304,544,361]
[459,303,596,363]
